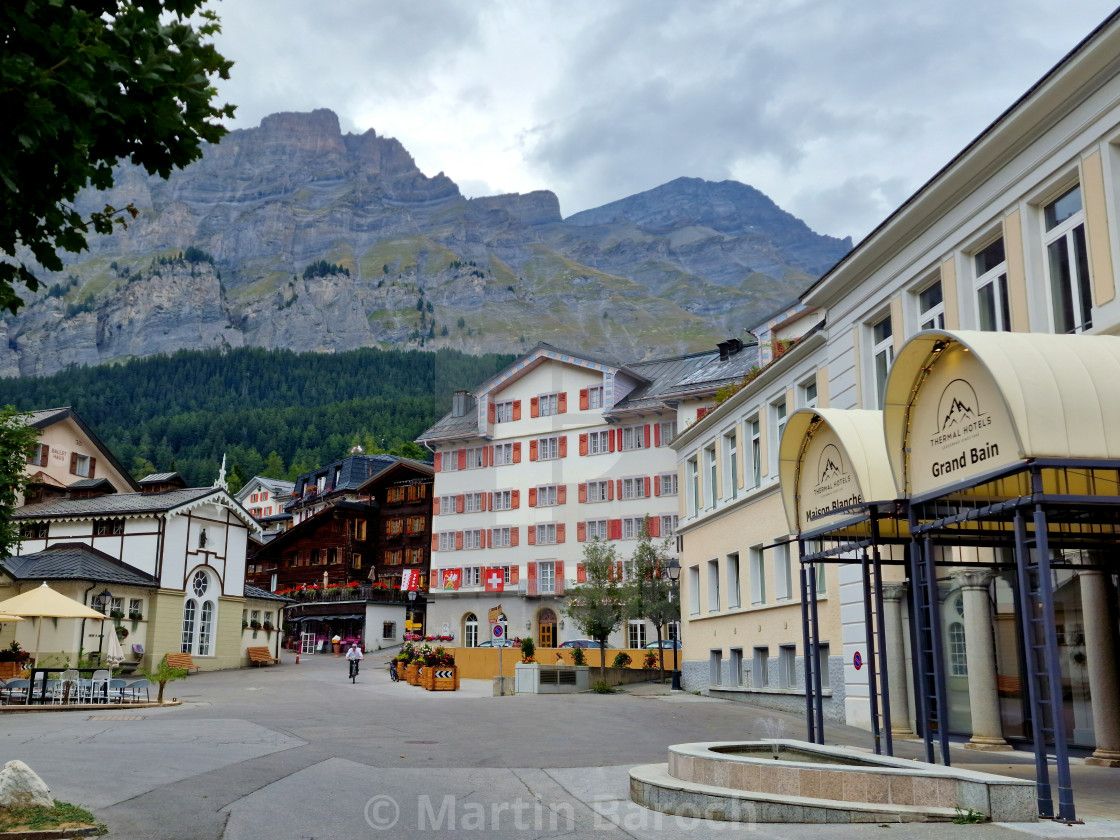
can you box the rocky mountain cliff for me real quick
[1,109,851,377]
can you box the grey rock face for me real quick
[5,110,851,377]
[0,759,53,809]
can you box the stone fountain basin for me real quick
[655,740,1035,822]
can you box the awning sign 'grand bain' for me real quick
[797,423,864,531]
[908,343,1019,497]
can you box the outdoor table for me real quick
[26,667,108,705]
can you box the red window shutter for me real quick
[616,479,622,499]
[653,476,660,496]
[608,431,616,452]
[697,406,709,419]
[556,523,566,543]
[484,529,491,548]
[578,483,587,503]
[649,517,661,537]
[527,561,538,597]
[511,528,519,548]
[458,449,466,470]
[644,477,651,498]
[558,436,567,458]
[644,425,651,448]
[558,392,567,413]
[455,531,463,550]
[579,433,588,455]
[607,481,614,500]
[609,519,621,540]
[529,488,537,507]
[433,498,441,515]
[616,429,623,450]
[485,493,492,511]
[616,560,624,580]
[434,452,442,471]
[530,396,539,418]
[456,495,465,513]
[577,522,587,542]
[69,452,78,475]
[512,490,520,508]
[529,440,538,461]
[555,560,565,595]
[577,562,587,582]
[488,445,494,465]
[580,388,589,410]
[528,526,536,545]
[513,400,522,420]
[557,485,567,504]
[488,403,496,423]
[513,442,522,463]
[431,534,439,551]
[654,424,661,447]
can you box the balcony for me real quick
[278,584,420,605]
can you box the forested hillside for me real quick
[2,347,513,488]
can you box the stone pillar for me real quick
[1081,571,1120,766]
[952,570,1012,751]
[881,584,913,735]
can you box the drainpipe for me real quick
[78,582,97,660]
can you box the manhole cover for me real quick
[88,715,144,721]
[404,740,439,744]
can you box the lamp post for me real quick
[665,560,681,690]
[407,589,417,636]
[95,588,113,662]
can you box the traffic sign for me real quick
[493,623,505,639]
[853,651,863,671]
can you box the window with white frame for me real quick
[538,437,560,460]
[538,392,560,416]
[463,567,481,587]
[974,237,1011,332]
[622,517,644,539]
[538,561,556,594]
[774,400,787,447]
[730,648,744,686]
[586,519,608,540]
[129,598,143,619]
[535,523,557,544]
[871,314,893,408]
[492,527,512,547]
[492,490,512,510]
[727,553,741,609]
[621,425,645,450]
[438,532,455,551]
[495,400,515,423]
[658,420,677,444]
[493,443,514,465]
[774,541,793,601]
[753,647,769,688]
[705,445,718,508]
[442,451,458,472]
[464,492,484,512]
[438,493,457,512]
[536,484,559,506]
[466,447,486,469]
[463,529,483,549]
[588,430,611,454]
[1044,184,1092,334]
[779,644,797,688]
[628,621,647,649]
[73,453,92,478]
[949,620,968,676]
[748,417,762,489]
[621,477,646,499]
[660,514,679,536]
[688,457,700,515]
[688,565,701,615]
[801,379,818,408]
[586,480,610,502]
[707,559,720,613]
[587,386,604,409]
[723,430,738,499]
[658,473,678,496]
[917,279,945,330]
[749,546,766,605]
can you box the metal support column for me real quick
[861,549,884,755]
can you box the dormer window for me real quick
[94,518,125,536]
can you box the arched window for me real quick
[198,602,214,656]
[464,613,478,648]
[182,599,196,653]
[948,621,968,676]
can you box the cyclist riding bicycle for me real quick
[346,643,363,681]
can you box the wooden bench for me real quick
[247,646,280,666]
[164,652,200,673]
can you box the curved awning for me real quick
[779,408,899,538]
[884,329,1120,499]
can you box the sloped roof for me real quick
[13,487,258,534]
[17,407,141,492]
[613,349,737,412]
[254,477,295,495]
[245,584,292,603]
[2,544,158,587]
[68,478,117,491]
[139,472,187,486]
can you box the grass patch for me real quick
[591,680,616,694]
[0,800,105,834]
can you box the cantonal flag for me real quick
[443,568,462,590]
[400,568,420,591]
[484,567,505,593]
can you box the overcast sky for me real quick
[212,1,1118,243]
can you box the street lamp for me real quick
[95,588,113,661]
[407,589,417,636]
[665,560,681,690]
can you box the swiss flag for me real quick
[443,568,462,590]
[400,568,421,591]
[484,567,505,592]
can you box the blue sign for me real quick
[853,651,863,671]
[493,624,505,639]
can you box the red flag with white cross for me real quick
[484,567,505,592]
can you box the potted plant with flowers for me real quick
[420,645,458,691]
[0,641,31,679]
[395,642,414,681]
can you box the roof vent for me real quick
[451,390,475,418]
[717,338,743,361]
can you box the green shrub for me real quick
[612,652,632,668]
[592,680,615,694]
[570,646,586,666]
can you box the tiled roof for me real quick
[245,585,292,603]
[16,407,141,492]
[417,411,478,441]
[2,544,158,587]
[662,345,762,396]
[15,487,224,519]
[612,351,724,413]
[293,455,430,498]
[68,478,116,491]
[139,472,185,484]
[255,477,294,494]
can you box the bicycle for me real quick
[348,657,360,683]
[387,660,399,682]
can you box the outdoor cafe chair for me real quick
[89,669,110,703]
[107,679,129,703]
[58,669,82,704]
[1,679,30,705]
[125,678,150,702]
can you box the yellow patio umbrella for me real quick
[0,582,106,663]
[0,614,24,623]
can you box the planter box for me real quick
[0,662,22,680]
[405,662,421,685]
[420,665,459,691]
[396,661,408,680]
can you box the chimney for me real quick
[717,341,730,361]
[718,338,744,361]
[451,390,475,418]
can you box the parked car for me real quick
[476,639,515,648]
[643,640,682,650]
[558,639,605,649]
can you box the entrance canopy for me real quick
[779,408,903,543]
[884,329,1120,502]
